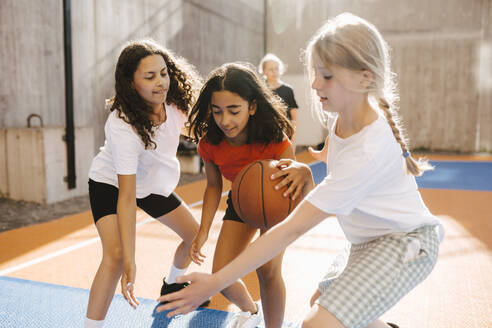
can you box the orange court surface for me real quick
[1,152,491,327]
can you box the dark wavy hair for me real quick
[110,39,201,149]
[188,62,293,145]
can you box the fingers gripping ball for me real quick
[231,159,303,230]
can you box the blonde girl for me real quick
[158,13,444,328]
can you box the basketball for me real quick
[231,159,303,230]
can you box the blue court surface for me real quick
[0,276,300,328]
[310,160,492,191]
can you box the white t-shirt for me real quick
[89,102,186,198]
[305,113,442,244]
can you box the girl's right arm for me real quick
[189,161,223,265]
[117,174,140,308]
[157,199,331,316]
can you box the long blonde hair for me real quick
[306,13,432,176]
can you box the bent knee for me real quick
[301,319,317,328]
[102,247,124,266]
[302,317,341,328]
[220,283,240,297]
[256,263,282,281]
[302,305,344,328]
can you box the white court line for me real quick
[0,193,228,276]
[0,160,323,276]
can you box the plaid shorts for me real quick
[316,225,440,328]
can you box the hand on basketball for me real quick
[308,136,329,163]
[156,272,217,317]
[121,263,139,309]
[190,231,208,265]
[272,159,312,200]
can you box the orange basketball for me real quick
[231,159,303,230]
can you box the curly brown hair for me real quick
[188,62,293,145]
[110,39,201,149]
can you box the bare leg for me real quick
[86,214,124,320]
[156,203,199,269]
[212,220,258,313]
[256,250,286,328]
[302,304,345,328]
[302,305,393,328]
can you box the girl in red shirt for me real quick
[187,62,313,328]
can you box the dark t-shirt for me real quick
[273,84,298,120]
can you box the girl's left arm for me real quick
[156,199,330,316]
[117,174,139,308]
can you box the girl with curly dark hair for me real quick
[185,62,312,328]
[85,39,204,327]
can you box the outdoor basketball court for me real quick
[1,152,491,327]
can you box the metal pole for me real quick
[63,0,76,189]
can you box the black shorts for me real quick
[88,179,182,224]
[223,191,245,223]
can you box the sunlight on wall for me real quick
[477,42,492,92]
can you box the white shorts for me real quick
[316,225,440,328]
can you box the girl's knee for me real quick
[302,305,345,328]
[178,240,190,250]
[186,226,200,245]
[220,284,237,297]
[102,247,124,267]
[302,318,328,328]
[302,317,340,328]
[256,262,282,282]
[301,319,316,328]
[178,208,200,243]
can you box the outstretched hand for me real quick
[121,264,139,309]
[308,136,329,163]
[271,159,313,200]
[189,232,208,265]
[156,272,219,317]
